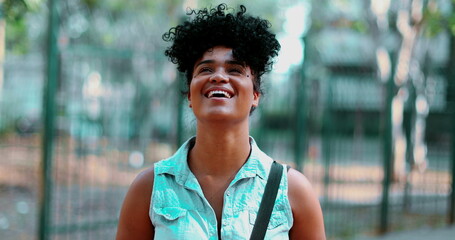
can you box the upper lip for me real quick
[204,87,235,98]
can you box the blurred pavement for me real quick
[355,225,455,240]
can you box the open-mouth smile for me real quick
[207,90,232,98]
[204,89,234,99]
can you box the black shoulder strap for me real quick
[249,161,283,240]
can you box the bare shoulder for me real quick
[287,168,326,240]
[116,166,155,240]
[122,166,155,203]
[132,166,155,191]
[287,168,314,196]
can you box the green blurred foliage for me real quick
[2,0,43,55]
[2,0,28,21]
[81,0,182,17]
[70,0,184,47]
[423,7,444,37]
[2,0,285,55]
[5,17,28,54]
[418,1,455,37]
[69,0,284,50]
[82,0,158,15]
[352,20,369,34]
[81,0,98,9]
[1,0,42,20]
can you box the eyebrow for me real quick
[195,60,246,68]
[227,60,246,67]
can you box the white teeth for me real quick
[208,90,231,98]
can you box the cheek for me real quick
[246,80,256,94]
[189,78,199,92]
[188,78,204,100]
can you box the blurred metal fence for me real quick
[285,28,454,240]
[0,1,454,240]
[249,22,455,240]
[43,45,182,239]
[1,3,184,239]
[0,54,43,239]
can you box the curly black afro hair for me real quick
[162,3,281,95]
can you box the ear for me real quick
[187,92,192,108]
[252,91,260,107]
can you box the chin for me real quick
[196,111,248,123]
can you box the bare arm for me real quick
[116,167,155,240]
[288,168,326,240]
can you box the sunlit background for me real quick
[0,0,454,239]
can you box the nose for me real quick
[209,69,229,83]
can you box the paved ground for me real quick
[356,225,455,240]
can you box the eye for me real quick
[228,67,244,75]
[198,67,213,74]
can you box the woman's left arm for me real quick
[288,168,326,240]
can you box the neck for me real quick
[188,121,251,177]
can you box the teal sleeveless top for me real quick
[150,137,293,239]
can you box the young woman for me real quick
[116,4,325,239]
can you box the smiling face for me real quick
[188,46,260,124]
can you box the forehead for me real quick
[197,46,235,63]
[193,46,252,72]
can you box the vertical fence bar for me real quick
[294,36,307,171]
[448,29,455,225]
[380,52,395,234]
[39,0,59,239]
[322,76,333,206]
